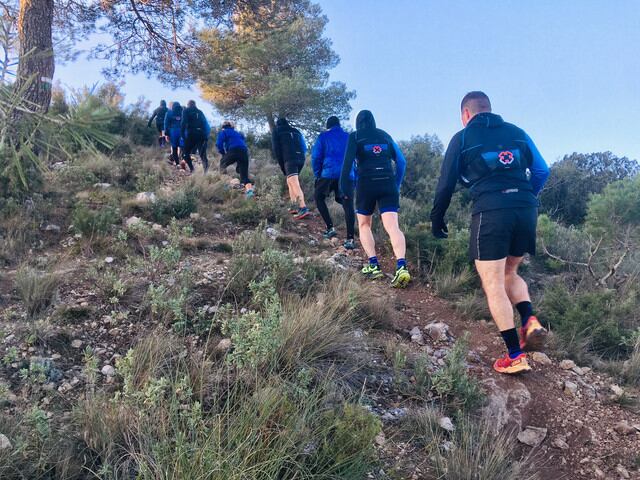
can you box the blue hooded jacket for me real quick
[164,102,183,132]
[311,126,349,179]
[216,127,247,154]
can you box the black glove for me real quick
[431,219,448,239]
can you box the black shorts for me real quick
[220,147,250,184]
[278,159,304,177]
[356,179,399,216]
[469,207,537,261]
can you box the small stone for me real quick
[215,339,232,353]
[409,327,424,345]
[104,256,114,264]
[438,417,455,432]
[531,352,552,365]
[616,465,630,479]
[101,365,115,377]
[0,434,11,450]
[563,381,578,396]
[551,437,569,450]
[93,182,112,189]
[424,322,449,342]
[71,339,83,349]
[613,420,636,436]
[374,431,386,446]
[593,467,605,479]
[572,366,584,375]
[265,227,279,239]
[559,359,576,370]
[610,384,624,397]
[44,224,61,233]
[189,212,200,220]
[125,216,142,227]
[517,426,547,447]
[152,223,163,231]
[135,192,156,204]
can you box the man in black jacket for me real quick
[148,100,168,146]
[180,100,210,174]
[271,118,309,219]
[431,91,550,375]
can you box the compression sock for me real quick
[396,258,407,269]
[369,256,379,266]
[500,328,523,359]
[516,301,533,328]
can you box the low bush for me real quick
[151,188,198,223]
[72,203,120,239]
[15,267,59,319]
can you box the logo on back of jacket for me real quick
[498,150,514,166]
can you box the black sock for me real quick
[516,301,533,328]
[500,328,522,359]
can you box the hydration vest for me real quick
[458,122,531,193]
[277,129,305,165]
[184,108,205,135]
[355,130,395,182]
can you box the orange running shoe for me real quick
[520,316,548,351]
[493,353,531,374]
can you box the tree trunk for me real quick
[267,112,276,133]
[16,0,54,112]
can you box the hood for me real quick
[276,118,290,128]
[326,116,340,129]
[469,112,504,128]
[171,102,182,114]
[356,110,376,130]
[160,100,166,107]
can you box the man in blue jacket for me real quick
[163,101,183,167]
[181,100,210,174]
[431,91,550,375]
[217,121,254,197]
[311,116,355,248]
[340,110,410,288]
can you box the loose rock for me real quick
[424,322,449,342]
[531,351,552,365]
[563,381,578,396]
[216,338,232,353]
[126,216,142,227]
[551,437,570,450]
[135,192,156,204]
[517,426,547,447]
[438,417,455,432]
[0,434,11,450]
[613,420,636,436]
[71,339,83,349]
[559,359,576,370]
[410,327,425,345]
[101,365,116,377]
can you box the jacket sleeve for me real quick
[163,112,170,133]
[216,130,226,155]
[311,135,324,178]
[271,129,282,162]
[525,133,550,196]
[148,108,157,127]
[430,132,462,222]
[391,140,406,189]
[340,133,357,195]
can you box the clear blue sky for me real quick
[56,0,640,162]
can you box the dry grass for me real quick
[15,267,59,319]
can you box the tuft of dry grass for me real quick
[15,267,59,319]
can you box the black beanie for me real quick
[326,116,340,129]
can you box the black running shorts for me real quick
[279,158,304,177]
[469,207,537,261]
[356,179,399,216]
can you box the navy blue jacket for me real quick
[311,126,349,179]
[340,110,406,195]
[216,127,248,154]
[431,112,550,221]
[164,103,183,132]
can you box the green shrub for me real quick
[431,333,484,414]
[72,203,120,238]
[15,268,59,319]
[151,188,197,223]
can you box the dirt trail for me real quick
[294,208,640,480]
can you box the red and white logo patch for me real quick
[372,145,382,155]
[498,151,514,165]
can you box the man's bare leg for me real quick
[380,212,406,260]
[286,175,306,208]
[357,214,376,258]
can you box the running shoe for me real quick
[323,227,337,239]
[288,204,298,214]
[493,353,531,374]
[361,263,384,280]
[519,316,548,351]
[245,189,255,199]
[391,266,411,288]
[343,239,355,250]
[294,207,310,220]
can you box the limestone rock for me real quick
[517,426,547,447]
[531,351,552,365]
[135,192,156,204]
[613,420,636,436]
[216,338,232,353]
[71,339,83,349]
[101,365,116,377]
[438,416,455,432]
[424,322,449,342]
[0,434,11,450]
[93,183,112,189]
[481,377,532,431]
[126,216,142,227]
[563,381,578,396]
[551,437,570,450]
[559,359,576,370]
[409,327,424,345]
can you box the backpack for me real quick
[187,108,205,134]
[278,128,305,165]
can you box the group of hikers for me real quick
[149,90,551,375]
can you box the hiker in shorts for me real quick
[431,91,550,375]
[311,116,355,249]
[163,101,183,167]
[216,121,255,198]
[272,117,309,220]
[340,110,410,288]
